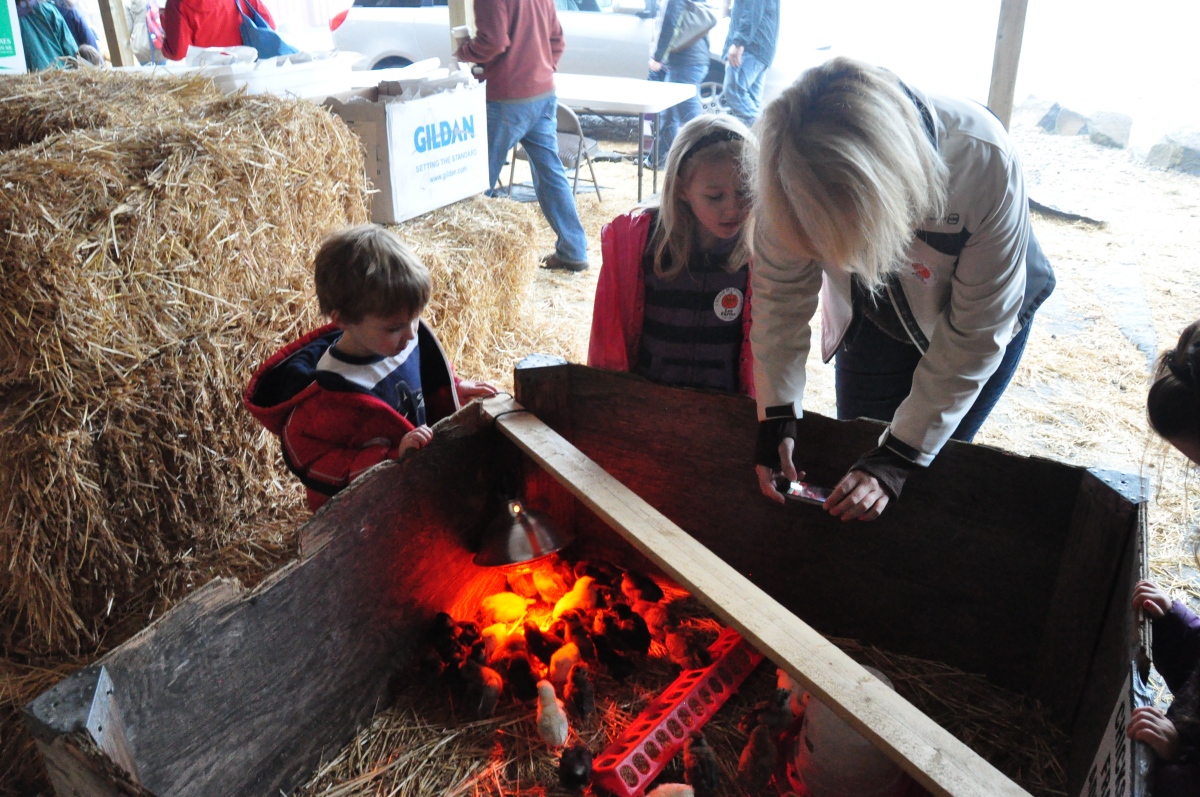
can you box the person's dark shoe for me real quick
[540,253,589,272]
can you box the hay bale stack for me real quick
[0,70,223,152]
[0,75,369,655]
[399,196,564,387]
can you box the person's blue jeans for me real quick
[485,93,589,264]
[834,316,1035,442]
[721,50,768,126]
[656,39,709,167]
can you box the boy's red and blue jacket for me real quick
[244,322,460,511]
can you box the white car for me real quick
[330,0,819,109]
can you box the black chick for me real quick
[524,621,565,669]
[429,612,462,662]
[739,688,794,735]
[573,559,622,587]
[456,620,481,648]
[559,743,593,790]
[563,662,596,721]
[612,603,652,654]
[593,610,632,653]
[665,623,712,671]
[498,652,540,702]
[738,723,778,790]
[620,568,664,603]
[593,633,636,682]
[684,732,720,797]
[561,610,597,661]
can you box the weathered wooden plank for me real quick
[987,0,1030,129]
[32,408,502,797]
[36,732,155,797]
[96,0,135,67]
[540,365,1079,695]
[481,393,1031,797]
[514,360,577,541]
[1034,471,1142,727]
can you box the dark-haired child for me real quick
[1128,319,1200,796]
[245,225,495,511]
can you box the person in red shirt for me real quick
[161,0,277,61]
[455,0,590,272]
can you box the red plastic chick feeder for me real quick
[592,628,765,797]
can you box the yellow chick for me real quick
[481,591,530,624]
[552,576,597,619]
[550,641,581,688]
[536,679,570,749]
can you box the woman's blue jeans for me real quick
[655,39,710,167]
[834,316,1035,442]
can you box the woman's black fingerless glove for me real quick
[850,445,918,500]
[754,419,797,469]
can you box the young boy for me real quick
[245,225,497,511]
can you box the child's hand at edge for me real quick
[457,380,499,402]
[1133,579,1172,619]
[1127,705,1181,761]
[396,425,433,456]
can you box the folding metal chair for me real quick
[508,103,602,202]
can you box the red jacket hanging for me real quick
[588,209,756,396]
[244,322,460,511]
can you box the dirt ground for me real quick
[507,108,1200,579]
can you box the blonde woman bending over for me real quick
[751,57,1055,520]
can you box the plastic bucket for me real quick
[793,667,906,797]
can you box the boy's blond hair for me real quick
[753,57,948,289]
[314,225,432,323]
[650,113,755,280]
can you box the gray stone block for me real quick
[1036,102,1089,136]
[1089,111,1132,148]
[1145,128,1200,175]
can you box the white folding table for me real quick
[553,73,697,201]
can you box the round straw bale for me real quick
[0,74,369,654]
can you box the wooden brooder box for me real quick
[26,362,1152,797]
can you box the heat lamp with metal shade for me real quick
[473,499,573,569]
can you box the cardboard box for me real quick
[325,80,489,224]
[0,0,27,74]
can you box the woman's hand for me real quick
[756,437,800,505]
[1133,580,1172,619]
[826,469,889,521]
[1127,706,1181,761]
[458,380,499,402]
[397,425,433,456]
[648,59,664,73]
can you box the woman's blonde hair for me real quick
[650,114,755,280]
[752,57,948,289]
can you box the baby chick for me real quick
[683,732,720,797]
[612,603,652,654]
[460,656,503,718]
[573,559,621,587]
[481,591,530,625]
[524,621,564,668]
[560,610,597,661]
[738,688,794,735]
[777,668,805,716]
[664,622,713,671]
[553,576,598,619]
[738,723,778,791]
[558,742,593,790]
[563,662,595,721]
[533,568,569,604]
[645,785,694,797]
[593,633,636,682]
[496,652,539,702]
[480,623,509,660]
[536,679,570,749]
[620,568,664,603]
[633,599,671,642]
[429,612,463,662]
[550,642,581,687]
[507,571,539,599]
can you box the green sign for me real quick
[0,0,16,58]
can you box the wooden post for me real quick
[480,395,1032,797]
[987,0,1030,129]
[97,0,135,67]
